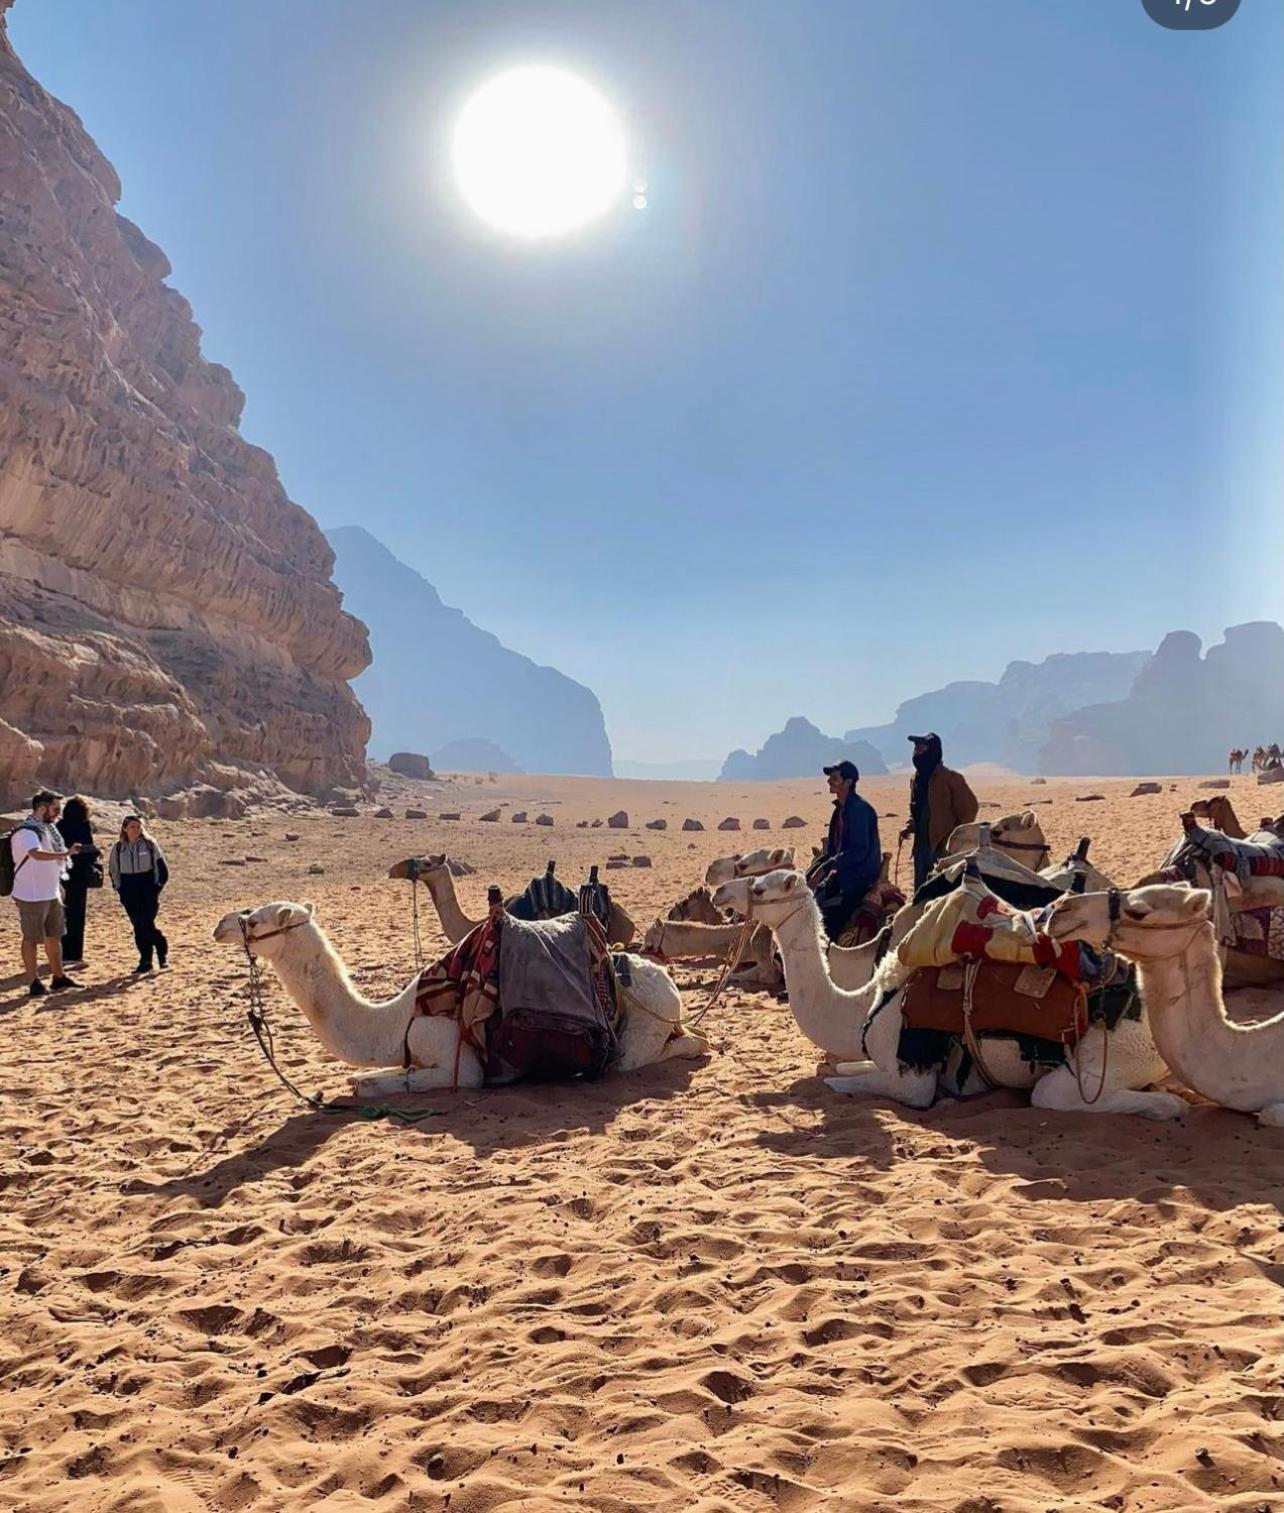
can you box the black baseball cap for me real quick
[823,760,859,782]
[907,733,939,745]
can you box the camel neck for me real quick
[425,873,477,944]
[773,903,878,1061]
[1137,925,1284,1113]
[268,927,414,1068]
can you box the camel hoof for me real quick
[1142,1092,1189,1122]
[1256,1103,1284,1128]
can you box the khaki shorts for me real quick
[16,896,65,944]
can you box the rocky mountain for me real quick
[0,6,370,805]
[719,717,887,782]
[326,527,613,778]
[846,650,1151,772]
[1040,623,1284,775]
[433,738,522,775]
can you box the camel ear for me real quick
[304,901,316,918]
[273,904,297,928]
[1020,810,1036,827]
[1184,890,1212,919]
[783,873,799,892]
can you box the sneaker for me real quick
[28,979,47,998]
[49,975,79,991]
[133,963,153,976]
[158,958,170,970]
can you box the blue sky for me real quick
[13,0,1282,763]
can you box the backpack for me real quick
[0,821,40,898]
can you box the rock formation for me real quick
[1040,624,1284,776]
[846,650,1150,773]
[0,8,371,805]
[719,717,887,782]
[432,737,522,775]
[326,527,613,778]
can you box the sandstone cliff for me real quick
[1040,623,1284,776]
[846,650,1151,773]
[0,6,370,804]
[719,717,887,782]
[326,527,613,778]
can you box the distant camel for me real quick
[1229,748,1247,776]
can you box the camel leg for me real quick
[831,1059,875,1076]
[824,1067,937,1109]
[1030,1067,1186,1120]
[348,1063,483,1098]
[659,1031,709,1063]
[1257,1102,1284,1128]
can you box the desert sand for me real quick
[2,772,1283,1512]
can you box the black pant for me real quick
[120,879,167,967]
[819,889,861,942]
[62,881,88,961]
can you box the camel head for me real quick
[704,847,796,887]
[213,900,317,958]
[712,868,813,929]
[1045,884,1210,959]
[666,885,725,925]
[388,853,449,882]
[946,810,1049,866]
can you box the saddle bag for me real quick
[901,961,1084,1046]
[491,1009,613,1082]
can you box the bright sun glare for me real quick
[452,66,627,239]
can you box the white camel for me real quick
[946,810,1050,871]
[389,856,637,948]
[213,901,705,1098]
[1046,884,1284,1126]
[712,870,1182,1120]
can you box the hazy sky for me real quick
[13,0,1282,763]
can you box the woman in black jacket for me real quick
[109,815,170,974]
[56,795,100,968]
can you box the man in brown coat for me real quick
[898,733,978,891]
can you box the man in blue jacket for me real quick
[807,760,882,940]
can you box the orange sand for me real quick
[2,772,1282,1511]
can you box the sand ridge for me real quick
[2,773,1283,1511]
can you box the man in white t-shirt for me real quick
[11,790,82,998]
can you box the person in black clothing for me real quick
[807,760,881,940]
[55,795,100,968]
[109,815,170,974]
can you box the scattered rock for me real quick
[591,819,603,828]
[1198,778,1231,790]
[606,859,628,870]
[1259,767,1284,785]
[389,751,435,781]
[404,808,427,820]
[607,811,629,829]
[632,856,652,868]
[220,857,247,867]
[373,807,394,819]
[535,814,554,827]
[439,812,461,821]
[752,819,770,830]
[480,809,501,822]
[575,820,588,828]
[646,819,667,831]
[330,806,360,818]
[284,832,300,842]
[511,811,528,823]
[681,818,704,832]
[1031,777,1048,785]
[718,817,741,832]
[1130,783,1162,797]
[308,863,325,875]
[1075,794,1106,803]
[609,853,630,862]
[782,816,807,829]
[245,855,267,863]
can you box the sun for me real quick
[452,66,627,239]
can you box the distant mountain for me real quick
[1040,623,1284,775]
[615,758,722,781]
[326,527,613,777]
[433,737,522,774]
[719,717,888,782]
[846,650,1151,772]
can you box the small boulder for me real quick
[374,807,394,819]
[1198,778,1231,790]
[307,863,325,875]
[607,811,629,829]
[330,806,360,818]
[590,819,603,828]
[245,855,267,864]
[284,832,300,842]
[782,816,807,829]
[511,811,528,823]
[535,814,554,827]
[1130,783,1162,797]
[632,856,652,868]
[1031,777,1048,785]
[609,853,630,862]
[439,812,461,821]
[606,859,628,870]
[1075,794,1106,803]
[389,752,435,781]
[480,809,501,822]
[718,817,741,832]
[681,818,704,832]
[156,794,188,821]
[752,819,770,830]
[576,820,588,828]
[646,818,667,831]
[219,857,247,867]
[405,808,428,820]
